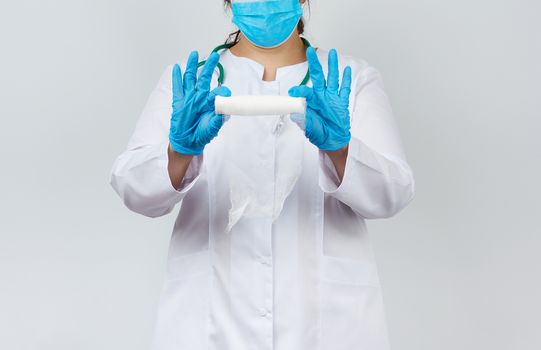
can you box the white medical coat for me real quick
[110,48,415,350]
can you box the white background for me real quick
[1,1,540,349]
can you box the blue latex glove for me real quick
[169,51,231,155]
[288,47,352,151]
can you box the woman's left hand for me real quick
[288,47,352,151]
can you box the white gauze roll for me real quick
[215,96,306,116]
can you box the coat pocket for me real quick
[166,249,211,281]
[152,250,211,350]
[319,256,390,350]
[321,255,379,287]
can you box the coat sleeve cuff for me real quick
[318,138,366,195]
[163,144,204,195]
[318,136,415,218]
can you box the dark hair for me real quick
[224,0,308,45]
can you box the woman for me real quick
[110,0,415,349]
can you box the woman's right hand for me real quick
[169,51,231,156]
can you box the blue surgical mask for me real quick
[231,0,303,48]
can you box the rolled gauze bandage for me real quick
[215,96,306,116]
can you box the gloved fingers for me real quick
[172,64,184,110]
[304,111,320,141]
[306,47,326,91]
[288,85,314,103]
[207,86,232,110]
[195,112,222,144]
[327,49,339,94]
[184,51,199,93]
[339,66,352,106]
[311,114,330,148]
[197,52,220,92]
[205,113,226,139]
[210,114,225,130]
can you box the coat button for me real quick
[259,307,272,318]
[259,307,269,317]
[259,255,271,266]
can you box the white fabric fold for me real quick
[223,114,304,232]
